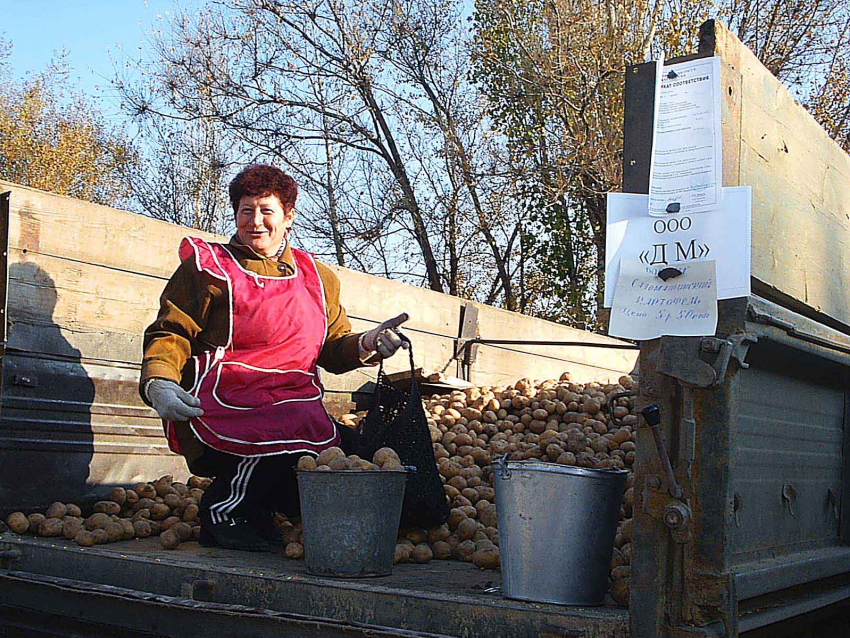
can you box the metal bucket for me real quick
[493,458,628,606]
[296,470,406,577]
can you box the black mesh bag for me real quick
[355,342,450,528]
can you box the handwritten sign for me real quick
[608,259,718,340]
[648,56,723,216]
[604,186,751,307]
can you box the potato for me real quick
[133,509,152,522]
[172,522,193,541]
[456,518,478,541]
[38,517,63,537]
[162,516,181,530]
[93,501,121,516]
[118,519,136,540]
[109,487,127,505]
[427,524,451,544]
[183,504,200,523]
[154,475,173,497]
[393,543,412,564]
[133,520,152,538]
[45,502,67,519]
[316,446,345,466]
[316,465,331,471]
[457,540,477,562]
[285,542,304,559]
[164,493,181,509]
[133,498,156,513]
[159,529,180,549]
[297,455,317,471]
[105,521,124,542]
[328,457,352,470]
[62,503,82,517]
[381,459,405,471]
[610,578,630,606]
[137,484,157,500]
[91,529,109,544]
[373,447,400,466]
[472,547,500,570]
[150,503,171,520]
[478,504,498,529]
[75,529,96,547]
[412,543,433,564]
[432,541,452,560]
[6,512,28,534]
[192,526,201,541]
[27,513,46,534]
[149,520,164,536]
[447,508,467,531]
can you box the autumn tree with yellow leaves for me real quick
[0,42,134,206]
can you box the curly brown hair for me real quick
[228,164,298,212]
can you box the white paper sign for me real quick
[608,259,718,340]
[648,56,723,216]
[604,186,751,307]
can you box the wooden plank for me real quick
[2,180,220,279]
[712,22,850,331]
[1,180,638,385]
[470,301,639,372]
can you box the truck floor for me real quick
[0,532,629,638]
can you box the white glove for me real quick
[146,379,204,421]
[359,313,410,361]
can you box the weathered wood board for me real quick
[0,179,639,390]
[709,22,850,330]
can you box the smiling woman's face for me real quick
[235,194,294,257]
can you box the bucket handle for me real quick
[494,454,512,480]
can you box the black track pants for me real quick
[192,449,302,524]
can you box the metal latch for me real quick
[657,334,755,389]
[781,484,797,517]
[828,488,840,520]
[12,374,37,387]
[641,405,683,499]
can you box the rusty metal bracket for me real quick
[455,304,480,381]
[658,334,755,389]
[657,336,716,387]
[642,474,692,538]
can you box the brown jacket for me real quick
[141,235,367,410]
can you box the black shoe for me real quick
[199,517,270,552]
[247,509,284,544]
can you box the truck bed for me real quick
[0,532,629,638]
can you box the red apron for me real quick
[164,237,340,457]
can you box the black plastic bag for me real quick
[355,342,450,528]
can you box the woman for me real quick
[140,164,408,551]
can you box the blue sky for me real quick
[1,0,198,120]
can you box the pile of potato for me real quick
[335,372,638,606]
[2,373,637,606]
[4,475,210,551]
[296,446,404,471]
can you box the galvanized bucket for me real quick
[296,470,406,577]
[493,458,628,606]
